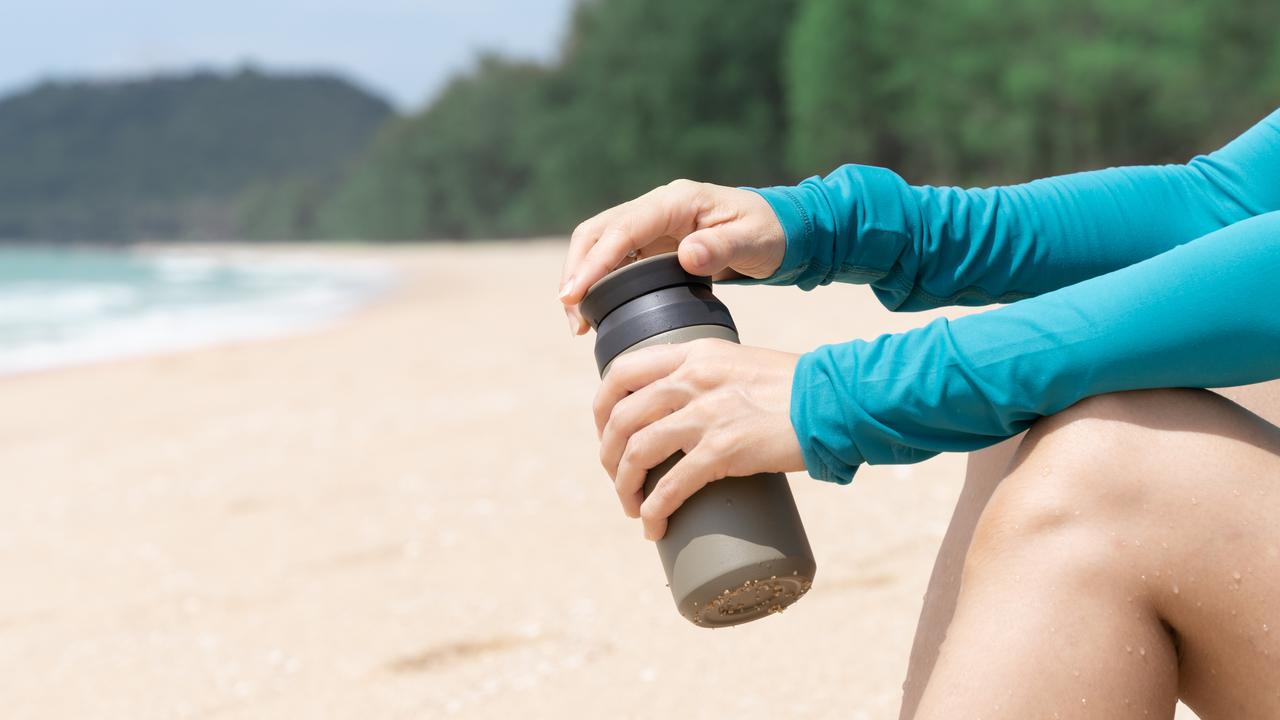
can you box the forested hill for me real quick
[0,70,392,242]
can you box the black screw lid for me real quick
[580,254,710,329]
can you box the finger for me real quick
[598,378,689,479]
[640,447,724,540]
[561,201,631,293]
[560,202,633,334]
[615,412,701,519]
[676,226,738,277]
[593,344,688,434]
[568,181,705,306]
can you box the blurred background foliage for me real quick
[1,0,1278,242]
[0,70,391,241]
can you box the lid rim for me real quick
[580,254,710,329]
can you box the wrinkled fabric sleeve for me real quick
[736,109,1280,311]
[793,210,1280,483]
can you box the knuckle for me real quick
[621,432,647,467]
[699,435,735,471]
[662,179,704,217]
[640,499,664,523]
[591,389,611,420]
[687,337,724,357]
[680,356,717,387]
[699,432,725,455]
[611,395,637,428]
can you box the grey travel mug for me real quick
[581,253,817,627]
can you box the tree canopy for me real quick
[321,0,1278,240]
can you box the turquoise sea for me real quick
[0,247,392,375]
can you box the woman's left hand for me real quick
[594,338,805,540]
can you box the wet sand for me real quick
[0,241,1198,718]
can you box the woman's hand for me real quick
[558,180,785,335]
[594,338,805,540]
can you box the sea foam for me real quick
[0,247,392,375]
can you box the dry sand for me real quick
[0,241,1198,719]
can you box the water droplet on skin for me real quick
[1233,571,1243,583]
[1081,697,1088,706]
[1265,624,1271,634]
[1139,647,1147,657]
[1125,645,1133,653]
[1233,488,1241,496]
[1191,497,1199,505]
[1172,584,1180,595]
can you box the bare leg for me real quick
[901,382,1280,718]
[898,433,1023,719]
[910,389,1280,718]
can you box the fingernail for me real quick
[558,275,576,301]
[687,242,709,269]
[566,312,579,335]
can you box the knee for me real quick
[964,391,1183,573]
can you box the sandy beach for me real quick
[0,240,1199,719]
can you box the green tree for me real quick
[322,0,799,240]
[785,0,1280,185]
[539,0,798,214]
[320,56,556,240]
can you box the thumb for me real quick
[677,227,740,277]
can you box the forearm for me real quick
[745,109,1280,311]
[793,210,1280,483]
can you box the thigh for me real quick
[899,381,1280,719]
[1119,392,1280,717]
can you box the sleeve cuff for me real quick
[790,348,863,484]
[723,182,831,289]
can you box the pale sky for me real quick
[1,0,576,109]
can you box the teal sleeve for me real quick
[739,109,1280,311]
[793,210,1280,483]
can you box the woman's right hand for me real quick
[557,179,786,335]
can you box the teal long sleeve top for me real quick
[745,109,1280,483]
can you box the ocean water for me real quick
[0,246,392,375]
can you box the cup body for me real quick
[582,255,816,627]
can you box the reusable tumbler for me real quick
[581,253,817,627]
